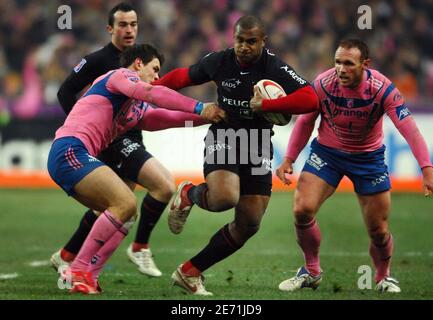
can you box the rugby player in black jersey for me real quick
[51,3,175,278]
[154,15,319,295]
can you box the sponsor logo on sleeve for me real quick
[73,58,87,73]
[280,66,307,85]
[396,104,411,121]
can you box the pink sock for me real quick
[295,219,321,276]
[88,227,128,281]
[70,210,123,273]
[369,233,394,283]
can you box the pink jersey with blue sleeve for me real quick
[54,68,200,156]
[285,68,432,169]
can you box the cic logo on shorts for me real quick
[306,153,327,171]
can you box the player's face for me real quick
[137,58,161,83]
[335,47,369,88]
[108,10,138,51]
[234,26,266,65]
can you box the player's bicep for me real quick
[384,86,412,126]
[107,69,142,97]
[67,57,100,92]
[58,61,96,113]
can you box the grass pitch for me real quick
[0,189,432,300]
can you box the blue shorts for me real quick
[47,137,105,196]
[302,139,390,195]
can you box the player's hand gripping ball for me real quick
[256,79,292,126]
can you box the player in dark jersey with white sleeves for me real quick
[154,15,319,295]
[51,3,172,277]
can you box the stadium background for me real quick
[0,0,432,300]
[0,0,432,190]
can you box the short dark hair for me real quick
[234,15,265,35]
[338,38,369,61]
[108,2,137,27]
[120,44,165,68]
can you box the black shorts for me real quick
[98,135,153,183]
[203,124,273,196]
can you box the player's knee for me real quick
[155,179,176,202]
[116,195,137,221]
[209,190,239,211]
[368,227,389,246]
[293,203,316,224]
[232,223,260,244]
[243,224,260,239]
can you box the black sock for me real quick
[190,224,243,272]
[64,209,98,255]
[187,183,209,210]
[134,193,168,244]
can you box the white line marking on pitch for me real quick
[153,248,433,257]
[0,273,19,280]
[29,260,51,267]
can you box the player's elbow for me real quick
[57,83,66,103]
[57,83,74,113]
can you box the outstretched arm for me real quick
[253,85,320,114]
[108,69,198,113]
[137,106,210,131]
[108,69,225,122]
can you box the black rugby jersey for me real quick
[189,48,309,129]
[57,42,141,140]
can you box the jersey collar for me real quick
[108,42,122,54]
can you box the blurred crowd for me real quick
[0,0,432,121]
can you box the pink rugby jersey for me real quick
[286,68,431,168]
[55,68,201,156]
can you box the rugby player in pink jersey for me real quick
[47,44,224,294]
[276,39,433,293]
[52,3,187,278]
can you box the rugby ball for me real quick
[256,79,292,126]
